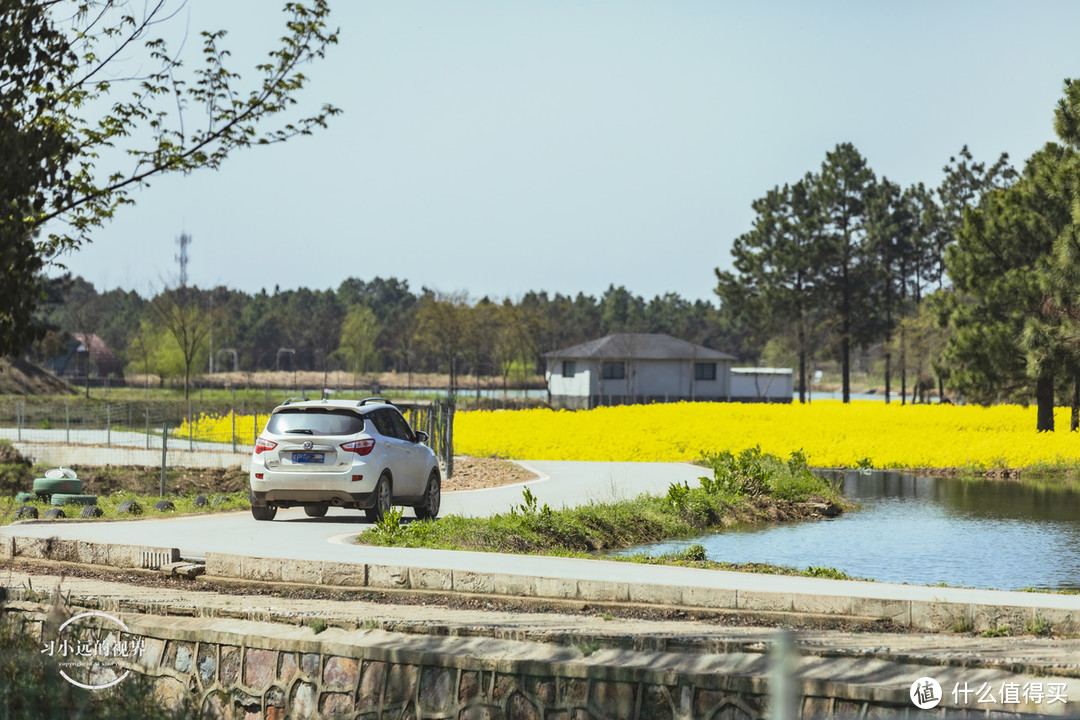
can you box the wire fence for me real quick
[1,398,456,477]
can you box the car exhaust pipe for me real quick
[330,497,343,506]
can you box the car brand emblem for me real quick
[303,441,313,450]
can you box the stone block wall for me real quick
[5,602,1047,720]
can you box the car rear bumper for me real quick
[249,488,376,509]
[250,467,378,509]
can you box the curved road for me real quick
[1,461,705,561]
[6,459,1080,618]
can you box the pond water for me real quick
[617,471,1080,591]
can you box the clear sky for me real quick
[53,0,1080,304]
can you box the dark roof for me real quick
[544,333,735,361]
[72,333,124,378]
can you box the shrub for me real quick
[0,441,32,497]
[699,446,839,503]
[0,619,202,718]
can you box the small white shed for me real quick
[730,368,794,403]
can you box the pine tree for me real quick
[816,144,876,403]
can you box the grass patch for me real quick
[0,490,249,525]
[614,544,859,579]
[358,447,846,560]
[1025,614,1052,636]
[0,440,32,496]
[577,639,600,657]
[952,616,974,633]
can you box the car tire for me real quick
[413,469,441,520]
[365,474,392,523]
[251,503,277,521]
[303,504,328,518]
[33,477,83,495]
[51,493,97,507]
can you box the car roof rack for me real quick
[357,397,392,407]
[281,396,310,406]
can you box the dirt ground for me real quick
[443,456,536,490]
[58,456,533,497]
[0,358,72,395]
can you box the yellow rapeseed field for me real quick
[176,412,264,446]
[454,401,1080,469]
[178,401,1080,469]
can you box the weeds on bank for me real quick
[0,615,203,718]
[952,616,974,633]
[357,447,845,561]
[620,544,857,580]
[577,639,601,657]
[1025,615,1053,636]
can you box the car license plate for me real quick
[292,452,324,464]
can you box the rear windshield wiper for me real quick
[286,429,314,434]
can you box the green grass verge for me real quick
[0,490,249,525]
[358,447,847,566]
[615,543,859,580]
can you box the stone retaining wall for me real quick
[0,600,955,720]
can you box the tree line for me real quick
[26,276,741,398]
[718,79,1080,430]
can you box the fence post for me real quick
[446,401,454,480]
[65,403,70,444]
[232,410,237,454]
[160,421,168,496]
[253,413,259,447]
[16,401,21,442]
[107,404,111,448]
[145,408,150,449]
[188,399,194,451]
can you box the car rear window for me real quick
[266,409,364,436]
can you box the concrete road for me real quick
[0,460,705,560]
[7,459,1080,618]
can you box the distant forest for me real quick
[26,276,746,390]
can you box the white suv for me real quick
[249,397,441,522]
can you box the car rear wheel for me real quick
[304,504,328,518]
[413,469,441,520]
[252,503,277,521]
[365,474,392,523]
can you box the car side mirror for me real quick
[414,431,429,444]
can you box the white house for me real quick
[544,333,794,408]
[544,333,737,409]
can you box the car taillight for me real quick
[254,437,278,455]
[341,438,375,456]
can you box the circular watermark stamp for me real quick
[42,611,142,690]
[910,676,942,709]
